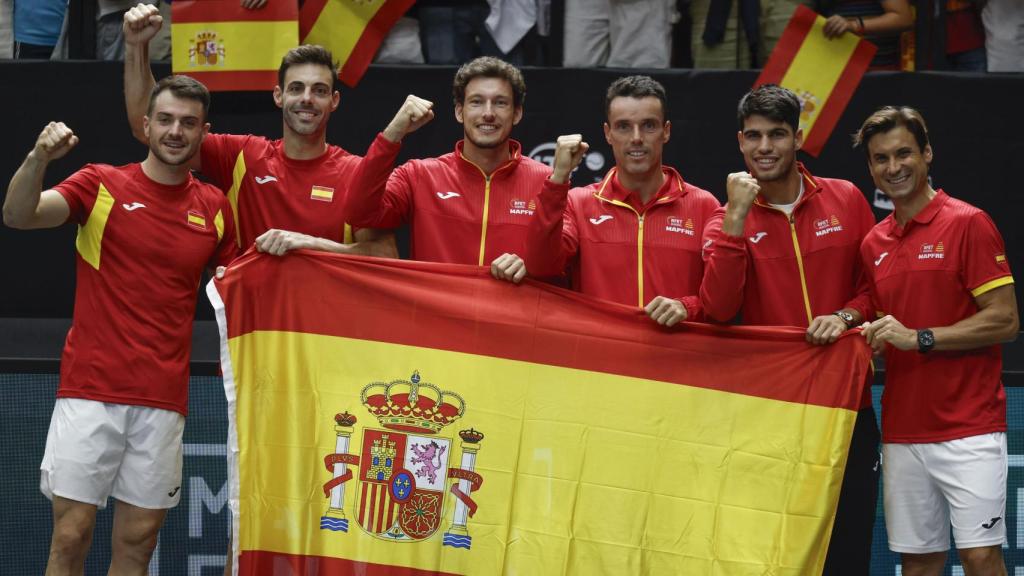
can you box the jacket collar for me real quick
[593,166,687,210]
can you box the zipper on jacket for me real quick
[461,157,515,266]
[787,213,814,324]
[636,214,645,307]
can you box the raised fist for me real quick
[33,122,79,163]
[123,3,163,46]
[725,171,760,214]
[382,95,435,143]
[550,134,589,184]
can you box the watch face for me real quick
[835,311,854,325]
[918,329,935,351]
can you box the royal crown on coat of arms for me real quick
[360,371,465,434]
[319,371,484,549]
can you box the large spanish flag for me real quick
[208,251,872,575]
[756,6,877,157]
[171,1,298,92]
[299,0,415,87]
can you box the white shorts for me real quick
[883,432,1007,553]
[40,398,185,510]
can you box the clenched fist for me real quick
[382,95,435,143]
[123,3,163,46]
[32,122,79,163]
[721,171,760,236]
[550,134,589,184]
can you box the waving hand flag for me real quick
[756,5,877,156]
[171,0,298,92]
[299,0,416,87]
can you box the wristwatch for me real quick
[917,328,935,353]
[832,310,855,328]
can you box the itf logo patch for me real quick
[814,215,843,237]
[918,241,945,260]
[509,198,535,216]
[665,216,695,236]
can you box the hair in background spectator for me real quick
[853,106,930,155]
[278,45,339,88]
[604,75,668,120]
[736,84,801,132]
[452,56,527,108]
[147,75,211,119]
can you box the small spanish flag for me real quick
[755,6,876,157]
[310,185,335,202]
[299,0,416,87]
[171,1,298,92]
[187,210,207,229]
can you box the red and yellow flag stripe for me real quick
[756,5,877,156]
[299,0,415,87]
[209,252,871,575]
[171,0,298,92]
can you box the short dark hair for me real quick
[452,56,526,108]
[736,84,801,132]
[853,106,930,155]
[278,45,338,89]
[604,75,668,121]
[147,75,210,119]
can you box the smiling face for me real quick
[603,96,670,178]
[273,63,340,138]
[455,76,522,151]
[143,90,209,167]
[866,125,932,202]
[738,114,801,182]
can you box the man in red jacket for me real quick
[343,56,552,283]
[526,75,720,325]
[700,84,878,574]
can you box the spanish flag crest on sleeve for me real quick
[208,251,872,575]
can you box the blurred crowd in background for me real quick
[0,0,1020,72]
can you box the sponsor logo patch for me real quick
[509,199,535,216]
[917,241,945,260]
[665,216,695,236]
[814,214,844,237]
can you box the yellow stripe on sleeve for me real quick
[971,276,1014,298]
[214,209,225,241]
[227,150,246,247]
[75,183,116,270]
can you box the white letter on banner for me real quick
[189,477,228,538]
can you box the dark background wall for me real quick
[2,62,1022,319]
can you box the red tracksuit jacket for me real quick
[700,164,875,326]
[527,166,720,317]
[345,135,552,265]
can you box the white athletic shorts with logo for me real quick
[883,432,1007,553]
[40,398,185,510]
